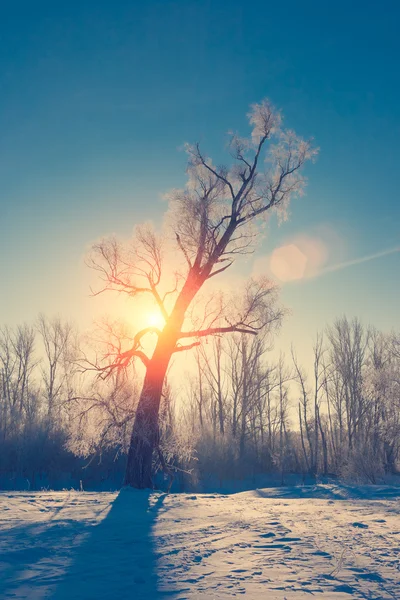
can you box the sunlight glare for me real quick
[147,311,165,330]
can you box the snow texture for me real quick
[0,484,399,599]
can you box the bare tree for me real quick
[277,355,291,485]
[292,335,329,477]
[0,325,37,440]
[88,99,317,488]
[37,314,76,426]
[327,317,369,455]
[199,336,227,436]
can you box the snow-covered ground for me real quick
[1,485,399,599]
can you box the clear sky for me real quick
[1,0,399,365]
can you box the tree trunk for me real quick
[124,338,173,488]
[124,383,162,489]
[299,402,310,473]
[317,406,328,476]
[215,338,225,435]
[124,269,205,488]
[239,340,247,459]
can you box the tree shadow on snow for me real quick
[50,490,169,600]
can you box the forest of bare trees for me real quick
[1,314,399,491]
[182,317,400,487]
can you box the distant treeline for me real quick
[0,315,399,491]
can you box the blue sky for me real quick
[0,0,399,362]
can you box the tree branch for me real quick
[173,341,201,353]
[178,326,258,340]
[176,233,193,269]
[207,260,234,279]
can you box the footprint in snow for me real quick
[255,543,292,551]
[334,584,354,593]
[231,569,247,573]
[357,571,384,582]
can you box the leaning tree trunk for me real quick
[124,385,162,488]
[124,335,174,488]
[124,270,205,488]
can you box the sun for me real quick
[146,310,165,330]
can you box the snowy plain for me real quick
[0,485,399,599]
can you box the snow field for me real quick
[0,485,399,599]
